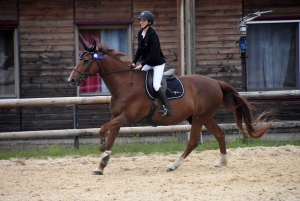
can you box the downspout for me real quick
[185,0,195,75]
[73,0,79,148]
[177,0,185,76]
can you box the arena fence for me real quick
[0,90,300,148]
[0,90,299,108]
[1,121,300,140]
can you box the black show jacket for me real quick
[132,27,166,67]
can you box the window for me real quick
[246,21,299,90]
[76,25,132,95]
[0,27,19,98]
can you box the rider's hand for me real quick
[131,63,136,68]
[134,64,142,71]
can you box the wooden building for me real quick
[0,0,299,132]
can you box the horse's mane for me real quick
[97,44,131,66]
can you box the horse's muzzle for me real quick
[68,77,80,87]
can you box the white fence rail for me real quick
[0,96,111,107]
[0,90,299,108]
[0,90,299,143]
[1,121,300,141]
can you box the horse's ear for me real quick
[82,41,89,51]
[91,40,96,52]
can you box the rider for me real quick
[132,11,172,116]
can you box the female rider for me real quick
[132,11,172,116]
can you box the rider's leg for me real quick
[152,63,164,91]
[156,87,172,116]
[141,64,152,71]
[152,64,172,116]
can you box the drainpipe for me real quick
[185,0,195,75]
[177,0,185,76]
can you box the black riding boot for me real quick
[156,87,172,116]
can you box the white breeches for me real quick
[142,63,165,91]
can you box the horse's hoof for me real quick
[166,167,174,172]
[92,170,103,175]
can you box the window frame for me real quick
[74,23,133,97]
[246,20,300,91]
[0,26,20,99]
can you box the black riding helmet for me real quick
[138,11,154,24]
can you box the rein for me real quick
[98,60,136,85]
[101,67,134,75]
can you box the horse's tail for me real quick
[219,81,271,139]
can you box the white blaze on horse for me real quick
[68,41,272,175]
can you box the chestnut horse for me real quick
[68,42,271,175]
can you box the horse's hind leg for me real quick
[166,116,203,171]
[204,118,228,167]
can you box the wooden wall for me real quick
[195,0,242,89]
[74,0,178,129]
[1,0,300,133]
[18,0,75,131]
[0,0,18,21]
[75,0,132,20]
[214,0,300,125]
[243,0,300,17]
[0,0,19,132]
[74,0,133,129]
[132,0,178,71]
[241,0,300,123]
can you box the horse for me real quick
[68,41,272,175]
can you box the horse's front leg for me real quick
[93,115,128,175]
[93,127,120,175]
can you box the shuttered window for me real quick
[0,27,19,98]
[246,21,299,90]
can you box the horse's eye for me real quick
[83,60,89,64]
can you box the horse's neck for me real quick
[100,60,135,94]
[102,73,125,93]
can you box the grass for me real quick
[0,138,299,160]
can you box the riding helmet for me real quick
[138,11,154,24]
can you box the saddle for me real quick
[140,68,184,126]
[145,68,184,100]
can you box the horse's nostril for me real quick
[68,78,74,83]
[68,78,77,86]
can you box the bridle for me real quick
[72,52,136,84]
[72,58,98,83]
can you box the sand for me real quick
[0,145,299,201]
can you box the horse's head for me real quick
[68,41,106,86]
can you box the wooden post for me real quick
[74,136,79,149]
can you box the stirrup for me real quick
[158,105,172,116]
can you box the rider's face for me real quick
[140,19,150,28]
